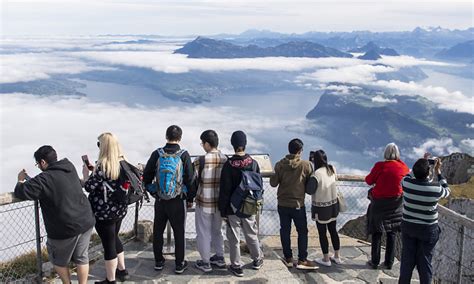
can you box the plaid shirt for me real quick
[194,150,228,213]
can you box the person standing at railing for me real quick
[270,138,318,270]
[218,130,264,277]
[399,155,450,284]
[83,133,130,283]
[305,150,342,267]
[14,145,95,284]
[142,125,194,275]
[365,143,409,270]
[192,130,228,273]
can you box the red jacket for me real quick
[365,160,409,199]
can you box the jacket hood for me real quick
[46,158,74,173]
[229,154,253,169]
[280,154,305,169]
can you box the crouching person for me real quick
[218,130,264,277]
[15,146,95,284]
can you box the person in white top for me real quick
[306,150,342,267]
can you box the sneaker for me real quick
[229,265,244,277]
[315,258,331,267]
[115,269,130,282]
[367,260,379,269]
[94,279,116,284]
[195,260,212,273]
[154,259,165,271]
[282,257,294,268]
[330,256,343,264]
[210,254,226,268]
[252,258,264,270]
[296,260,319,270]
[382,262,393,270]
[175,260,188,274]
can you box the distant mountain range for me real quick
[212,27,474,57]
[174,37,353,58]
[350,42,399,56]
[436,40,474,61]
[305,88,473,151]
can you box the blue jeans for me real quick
[399,222,440,284]
[278,206,308,261]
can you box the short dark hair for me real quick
[166,125,182,141]
[413,159,430,180]
[288,138,304,154]
[34,145,58,164]
[200,130,219,148]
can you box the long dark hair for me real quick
[313,150,335,176]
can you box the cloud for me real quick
[0,93,284,194]
[371,95,398,103]
[0,53,114,84]
[410,138,461,159]
[460,139,474,154]
[377,55,461,68]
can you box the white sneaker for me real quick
[315,258,332,267]
[330,256,343,264]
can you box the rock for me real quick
[136,220,153,243]
[440,153,474,184]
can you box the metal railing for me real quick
[1,175,473,283]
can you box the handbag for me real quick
[337,191,347,212]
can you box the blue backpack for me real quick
[230,162,264,218]
[155,148,186,200]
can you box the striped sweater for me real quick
[401,174,450,225]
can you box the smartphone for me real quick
[428,157,437,165]
[81,155,94,170]
[24,174,31,181]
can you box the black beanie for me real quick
[231,130,247,149]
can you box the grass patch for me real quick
[0,248,48,281]
[440,177,474,205]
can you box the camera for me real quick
[428,157,437,165]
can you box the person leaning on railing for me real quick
[398,154,450,284]
[14,146,95,284]
[365,143,409,270]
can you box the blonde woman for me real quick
[83,133,129,283]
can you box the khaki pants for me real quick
[226,214,262,268]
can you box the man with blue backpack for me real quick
[143,125,195,274]
[218,130,264,277]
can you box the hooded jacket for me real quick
[218,154,260,217]
[270,154,313,208]
[14,158,95,239]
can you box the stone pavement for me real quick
[82,234,420,284]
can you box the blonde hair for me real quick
[384,143,400,161]
[96,132,125,180]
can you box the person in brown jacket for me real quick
[270,138,317,270]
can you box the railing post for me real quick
[134,202,139,238]
[457,225,464,284]
[34,200,42,283]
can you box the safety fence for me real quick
[1,176,472,283]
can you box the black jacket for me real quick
[218,154,260,217]
[14,159,95,239]
[143,143,194,201]
[367,196,403,234]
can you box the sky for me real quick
[1,0,473,36]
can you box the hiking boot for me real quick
[367,260,379,269]
[154,259,165,271]
[283,257,294,268]
[195,260,212,273]
[210,254,226,268]
[252,258,264,270]
[115,269,130,282]
[315,258,331,267]
[229,265,244,277]
[175,260,188,274]
[382,261,393,270]
[296,259,318,270]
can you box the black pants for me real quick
[153,198,186,265]
[95,218,124,261]
[277,206,308,261]
[399,222,440,284]
[316,221,340,254]
[371,231,396,266]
